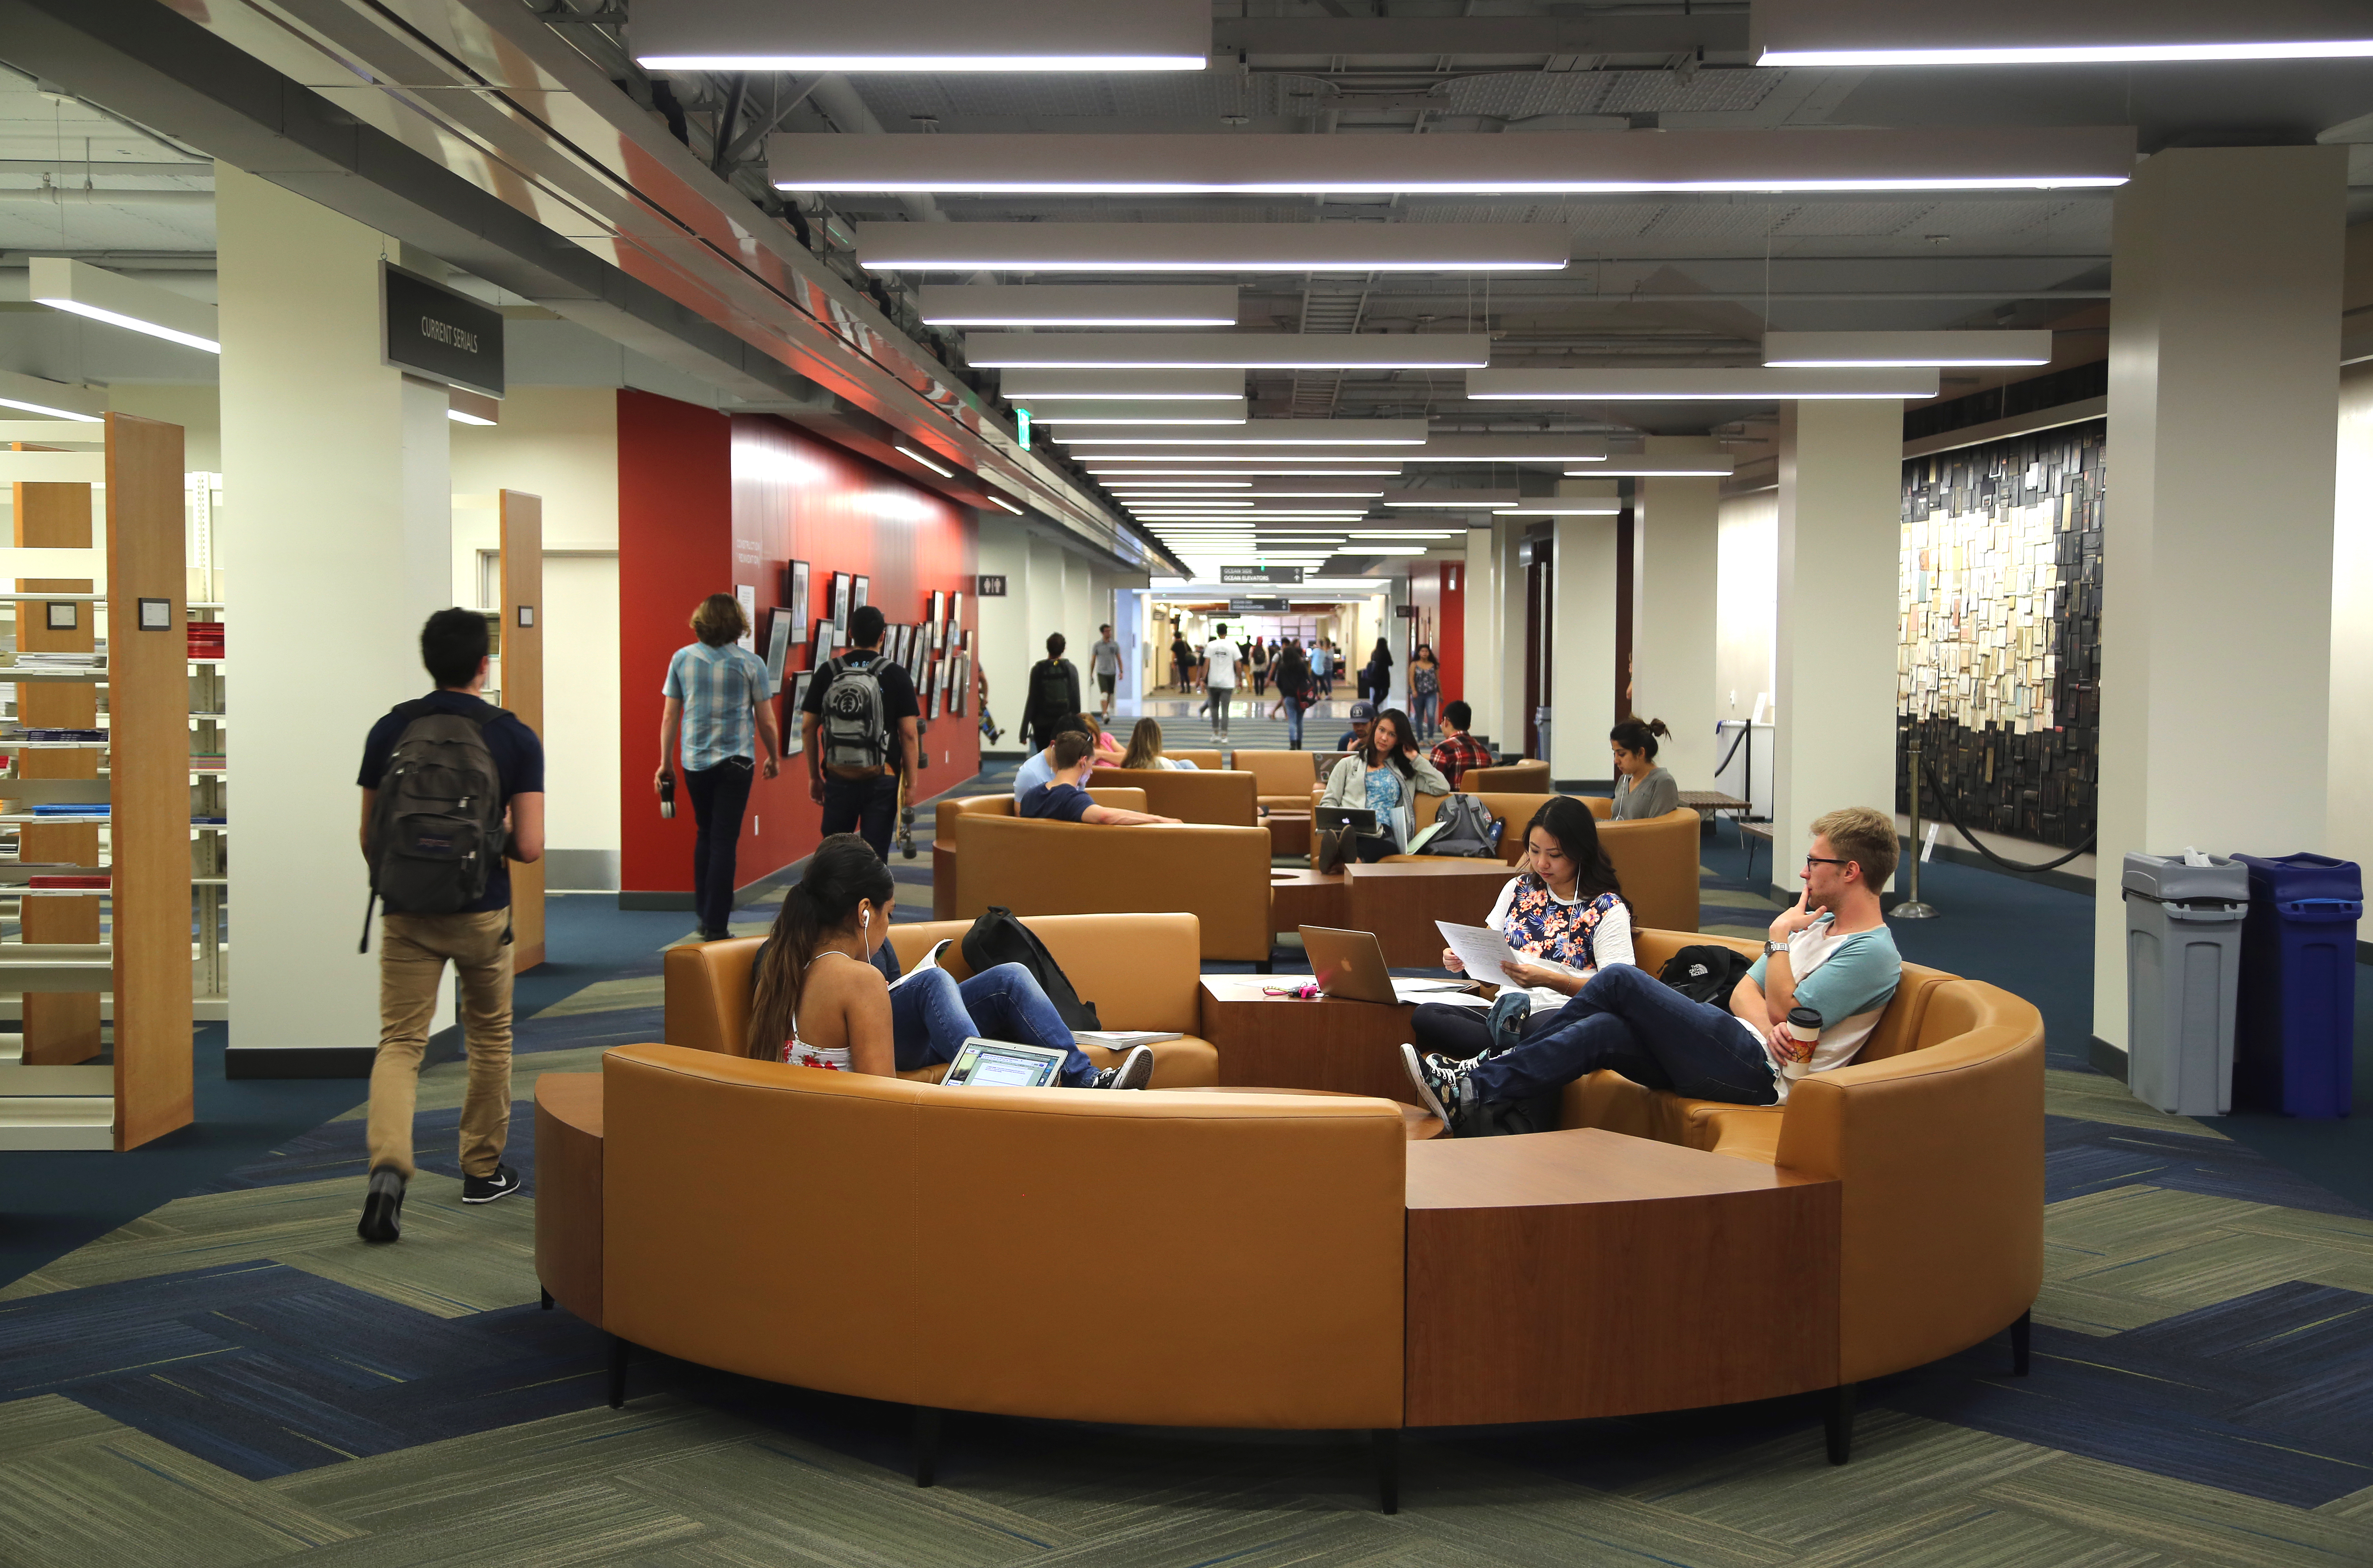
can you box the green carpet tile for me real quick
[4,801,2372,1565]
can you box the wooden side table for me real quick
[1404,1129,1840,1426]
[1347,860,1515,966]
[1198,975,1423,1105]
[1268,868,1348,932]
[1265,811,1312,858]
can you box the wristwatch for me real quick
[1764,937,1787,956]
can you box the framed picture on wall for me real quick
[763,609,795,687]
[949,653,971,716]
[949,589,966,639]
[899,625,919,668]
[785,560,810,623]
[788,671,812,717]
[925,658,944,719]
[928,590,947,649]
[852,575,870,612]
[829,572,850,630]
[735,584,758,650]
[811,617,834,668]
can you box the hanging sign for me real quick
[382,263,505,397]
[1221,565,1303,584]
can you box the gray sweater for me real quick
[1610,766,1679,820]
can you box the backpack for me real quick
[1408,793,1501,859]
[360,700,507,949]
[961,906,1102,1032]
[1658,944,1756,1007]
[1026,658,1071,717]
[818,655,889,771]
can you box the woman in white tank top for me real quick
[747,837,899,1074]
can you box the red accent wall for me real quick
[618,390,980,899]
[1403,560,1466,704]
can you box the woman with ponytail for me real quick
[1608,717,1680,820]
[747,833,1153,1089]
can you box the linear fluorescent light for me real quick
[1091,466,1404,477]
[635,0,1207,71]
[1753,0,2373,66]
[447,387,500,427]
[1021,398,1249,424]
[1570,456,1737,477]
[784,126,2133,195]
[999,369,1244,399]
[859,225,1569,274]
[1348,530,1458,538]
[1381,489,1518,508]
[1467,368,1941,400]
[0,369,105,422]
[447,408,496,426]
[1129,489,1383,498]
[1063,419,1429,446]
[1494,503,1625,516]
[1762,330,2053,368]
[29,256,220,354]
[1398,437,1609,463]
[894,444,954,477]
[1102,480,1254,488]
[1085,453,1412,465]
[918,284,1236,327]
[1036,416,1249,426]
[987,495,1025,515]
[972,335,1491,371]
[1335,545,1431,555]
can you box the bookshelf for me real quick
[0,415,193,1150]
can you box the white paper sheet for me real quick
[1435,921,1582,986]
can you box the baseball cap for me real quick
[1349,701,1377,721]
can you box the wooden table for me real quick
[1198,974,1424,1105]
[1735,819,1775,882]
[1269,868,1348,933]
[1347,859,1516,967]
[1265,811,1312,858]
[1404,1128,1840,1426]
[1154,1084,1443,1140]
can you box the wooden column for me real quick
[500,490,545,972]
[105,414,192,1150]
[10,449,101,1065]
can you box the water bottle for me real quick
[659,769,676,820]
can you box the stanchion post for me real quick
[1895,730,1938,920]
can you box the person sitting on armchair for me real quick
[1020,732,1180,825]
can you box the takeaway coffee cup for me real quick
[1781,1007,1822,1080]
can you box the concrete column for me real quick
[2092,146,2348,1056]
[1772,398,1901,892]
[1461,527,1497,738]
[2329,364,2373,876]
[1497,521,1528,756]
[1634,436,1723,790]
[218,163,453,1063]
[973,513,1030,749]
[1552,479,1620,787]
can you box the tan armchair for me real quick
[951,812,1275,964]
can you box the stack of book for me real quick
[10,728,108,743]
[30,802,109,817]
[11,651,106,674]
[187,622,224,659]
[26,874,109,889]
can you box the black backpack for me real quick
[1027,658,1071,716]
[1658,944,1756,1006]
[818,655,889,771]
[360,701,507,950]
[961,906,1101,1032]
[1409,794,1501,858]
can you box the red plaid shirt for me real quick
[1430,733,1492,789]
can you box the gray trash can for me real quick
[2123,853,2250,1116]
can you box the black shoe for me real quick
[462,1164,521,1204]
[1091,1044,1157,1091]
[358,1166,406,1243]
[1400,1043,1481,1135]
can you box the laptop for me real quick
[940,1037,1070,1088]
[1299,926,1476,1006]
[1314,806,1377,833]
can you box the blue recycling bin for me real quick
[2232,853,2361,1118]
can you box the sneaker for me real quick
[357,1166,406,1243]
[1400,1043,1480,1134]
[462,1164,521,1204]
[1092,1043,1157,1091]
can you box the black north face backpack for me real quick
[360,701,507,950]
[961,906,1102,1032]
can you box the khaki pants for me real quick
[368,908,514,1180]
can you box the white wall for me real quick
[2332,366,2373,875]
[1463,526,1498,740]
[1552,482,1620,784]
[1634,437,1724,790]
[974,515,1032,746]
[106,384,219,473]
[1716,490,1778,728]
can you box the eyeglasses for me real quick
[1804,854,1850,869]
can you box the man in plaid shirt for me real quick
[1428,700,1493,789]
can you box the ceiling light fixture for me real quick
[987,495,1026,515]
[1397,437,1609,463]
[30,256,221,354]
[1084,453,1411,465]
[859,225,1569,274]
[1019,397,1249,424]
[918,284,1236,327]
[1380,489,1519,509]
[1467,368,1942,400]
[783,126,2132,195]
[634,0,1209,71]
[1493,503,1625,516]
[1089,466,1404,477]
[447,388,501,427]
[1761,330,2054,367]
[998,369,1244,400]
[1752,0,2373,66]
[1062,418,1429,446]
[1335,545,1432,556]
[1568,455,1737,477]
[0,369,105,422]
[973,336,1491,371]
[893,444,954,477]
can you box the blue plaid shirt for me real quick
[664,641,771,772]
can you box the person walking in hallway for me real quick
[1169,628,1194,694]
[1362,636,1395,707]
[1273,640,1312,750]
[657,593,780,943]
[802,604,920,860]
[1311,638,1333,698]
[356,608,545,1243]
[1202,620,1240,740]
[1022,633,1082,751]
[1409,643,1440,738]
[1250,636,1269,698]
[1089,623,1122,720]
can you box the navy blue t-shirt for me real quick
[358,690,546,912]
[1018,781,1093,822]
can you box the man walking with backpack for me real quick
[356,608,545,1243]
[802,603,920,860]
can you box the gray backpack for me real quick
[1411,793,1502,858]
[360,701,507,948]
[819,655,890,770]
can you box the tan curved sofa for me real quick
[1466,759,1549,793]
[663,912,1222,1087]
[1397,795,1702,934]
[930,787,1146,920]
[1234,749,1321,815]
[1091,766,1259,825]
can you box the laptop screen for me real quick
[943,1039,1067,1088]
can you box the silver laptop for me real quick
[940,1037,1070,1088]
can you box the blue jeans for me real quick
[887,963,1096,1087]
[1284,699,1305,749]
[1466,963,1779,1107]
[1410,692,1438,738]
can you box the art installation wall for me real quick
[1896,420,2105,851]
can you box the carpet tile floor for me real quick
[4,792,2371,1565]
